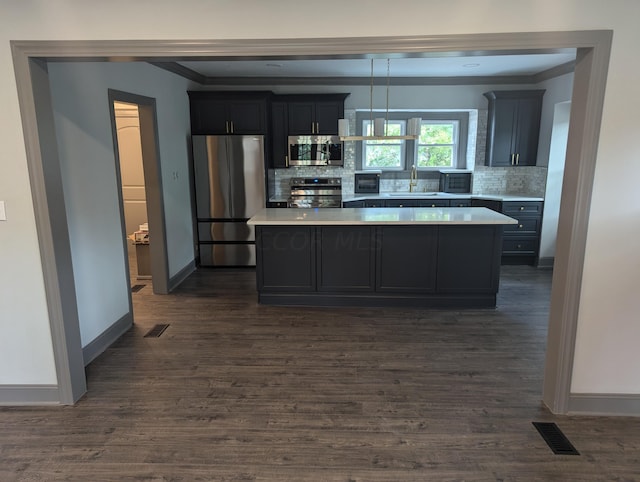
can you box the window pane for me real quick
[365,145,402,168]
[420,124,454,144]
[363,119,405,169]
[365,120,404,138]
[416,146,453,167]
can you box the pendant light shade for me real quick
[339,59,421,141]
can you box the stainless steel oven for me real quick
[288,177,342,208]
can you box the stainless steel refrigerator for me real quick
[192,135,266,266]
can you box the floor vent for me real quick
[131,284,145,293]
[144,324,169,338]
[532,422,580,455]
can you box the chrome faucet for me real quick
[409,164,418,192]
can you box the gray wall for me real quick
[48,61,195,347]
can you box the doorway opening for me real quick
[108,90,171,297]
[10,32,612,409]
[113,101,150,288]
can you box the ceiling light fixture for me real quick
[339,59,421,141]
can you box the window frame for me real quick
[355,111,469,174]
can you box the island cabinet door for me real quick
[375,226,438,293]
[255,226,316,292]
[436,226,502,293]
[316,226,375,292]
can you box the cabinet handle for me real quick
[316,122,320,133]
[285,155,289,168]
[226,121,229,133]
[520,206,525,211]
[517,244,522,249]
[519,224,523,228]
[516,153,520,165]
[431,204,436,207]
[311,122,315,134]
[230,121,234,134]
[511,153,515,165]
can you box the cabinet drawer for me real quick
[501,201,543,216]
[502,237,539,255]
[385,199,420,207]
[417,199,450,208]
[503,217,541,236]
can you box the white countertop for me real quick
[248,207,518,226]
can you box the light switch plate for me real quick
[0,201,6,221]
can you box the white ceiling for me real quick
[178,51,577,79]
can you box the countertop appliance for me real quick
[192,135,266,266]
[288,135,343,166]
[354,170,381,194]
[288,177,342,208]
[439,170,472,193]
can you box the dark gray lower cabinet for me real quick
[342,200,365,207]
[255,224,504,308]
[256,226,315,292]
[437,226,500,293]
[376,226,437,292]
[317,226,374,292]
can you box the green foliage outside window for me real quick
[364,120,404,169]
[417,123,456,167]
[417,146,453,167]
[365,145,402,168]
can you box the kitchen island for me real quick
[247,207,517,308]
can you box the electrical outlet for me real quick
[0,201,6,221]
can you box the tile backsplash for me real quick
[269,108,547,200]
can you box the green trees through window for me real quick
[416,122,457,168]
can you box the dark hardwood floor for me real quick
[2,266,639,481]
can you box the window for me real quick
[362,120,406,170]
[416,121,459,168]
[356,111,468,172]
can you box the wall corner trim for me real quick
[568,393,640,417]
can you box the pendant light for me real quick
[339,58,421,141]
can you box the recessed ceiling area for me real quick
[176,50,577,79]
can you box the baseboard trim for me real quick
[169,259,196,292]
[0,385,60,405]
[568,393,640,416]
[537,256,554,269]
[82,312,133,366]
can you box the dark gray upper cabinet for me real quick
[285,94,348,135]
[270,100,288,168]
[188,91,270,135]
[484,90,545,167]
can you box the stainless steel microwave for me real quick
[288,135,343,166]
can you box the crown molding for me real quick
[149,61,574,86]
[532,60,576,83]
